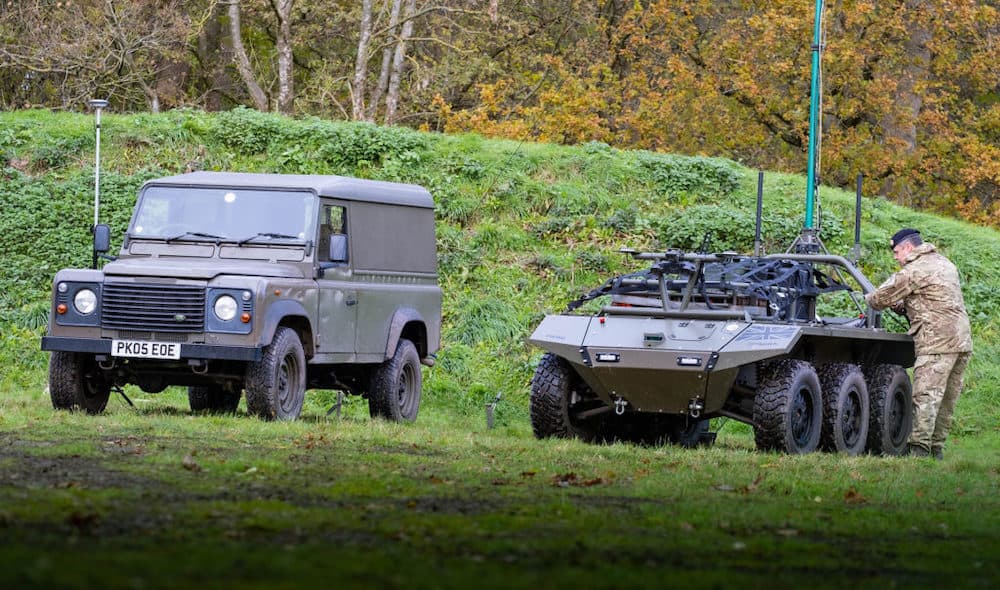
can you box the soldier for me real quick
[865,228,973,459]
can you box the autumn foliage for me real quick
[441,0,999,227]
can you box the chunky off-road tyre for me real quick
[188,385,241,414]
[530,353,606,442]
[245,327,306,420]
[818,363,870,455]
[368,338,421,422]
[753,360,823,454]
[49,351,111,414]
[864,364,913,456]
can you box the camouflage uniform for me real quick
[865,243,973,454]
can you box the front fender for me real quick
[261,299,311,347]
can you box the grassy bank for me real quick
[1,109,998,587]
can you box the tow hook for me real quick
[688,398,704,419]
[614,396,628,416]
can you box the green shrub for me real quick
[635,152,741,197]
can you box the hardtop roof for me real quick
[142,171,434,209]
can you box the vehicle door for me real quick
[315,201,358,354]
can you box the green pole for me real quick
[804,0,824,229]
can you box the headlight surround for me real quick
[213,295,238,321]
[73,289,98,315]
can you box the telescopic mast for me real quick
[803,0,825,230]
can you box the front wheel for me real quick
[49,351,111,414]
[529,353,606,442]
[368,338,422,422]
[245,327,306,420]
[753,360,823,454]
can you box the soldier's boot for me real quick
[907,444,930,458]
[931,446,944,461]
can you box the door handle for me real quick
[345,298,357,306]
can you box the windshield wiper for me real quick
[238,232,301,246]
[165,231,229,244]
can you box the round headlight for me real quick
[73,289,97,315]
[214,295,238,321]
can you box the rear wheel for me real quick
[188,385,241,414]
[49,352,111,414]
[245,327,306,420]
[865,364,913,456]
[530,353,606,442]
[818,363,870,455]
[369,338,422,422]
[753,360,822,454]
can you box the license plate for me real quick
[111,339,181,360]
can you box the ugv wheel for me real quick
[818,363,870,455]
[529,353,606,442]
[865,364,913,456]
[245,327,306,420]
[49,351,112,415]
[369,338,422,422]
[753,359,823,454]
[189,385,241,414]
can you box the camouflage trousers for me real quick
[909,352,972,451]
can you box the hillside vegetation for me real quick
[1,108,999,433]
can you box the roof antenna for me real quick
[88,99,110,269]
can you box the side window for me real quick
[319,204,348,263]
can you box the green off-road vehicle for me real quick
[42,172,441,421]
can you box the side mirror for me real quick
[329,234,348,263]
[93,224,111,254]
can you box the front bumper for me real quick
[41,337,263,362]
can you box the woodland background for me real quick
[1,0,997,226]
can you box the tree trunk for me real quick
[368,0,403,121]
[878,0,930,203]
[384,0,416,125]
[227,0,269,111]
[275,0,294,114]
[352,0,374,121]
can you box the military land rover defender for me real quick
[42,172,442,421]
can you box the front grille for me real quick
[101,284,205,332]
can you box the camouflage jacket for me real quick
[865,243,973,355]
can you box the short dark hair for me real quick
[890,228,922,249]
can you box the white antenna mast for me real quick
[87,99,109,228]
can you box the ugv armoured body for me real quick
[528,231,915,455]
[528,0,914,455]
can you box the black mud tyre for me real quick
[865,364,913,456]
[368,338,422,422]
[188,385,241,414]
[245,327,306,421]
[529,353,606,442]
[818,363,870,455]
[753,360,823,454]
[49,351,112,415]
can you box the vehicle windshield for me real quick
[130,186,315,243]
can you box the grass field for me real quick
[1,109,999,587]
[2,358,998,589]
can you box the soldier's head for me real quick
[890,228,922,266]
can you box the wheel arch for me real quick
[261,300,314,358]
[384,307,428,359]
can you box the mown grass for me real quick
[1,109,999,587]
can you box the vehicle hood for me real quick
[102,258,305,279]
